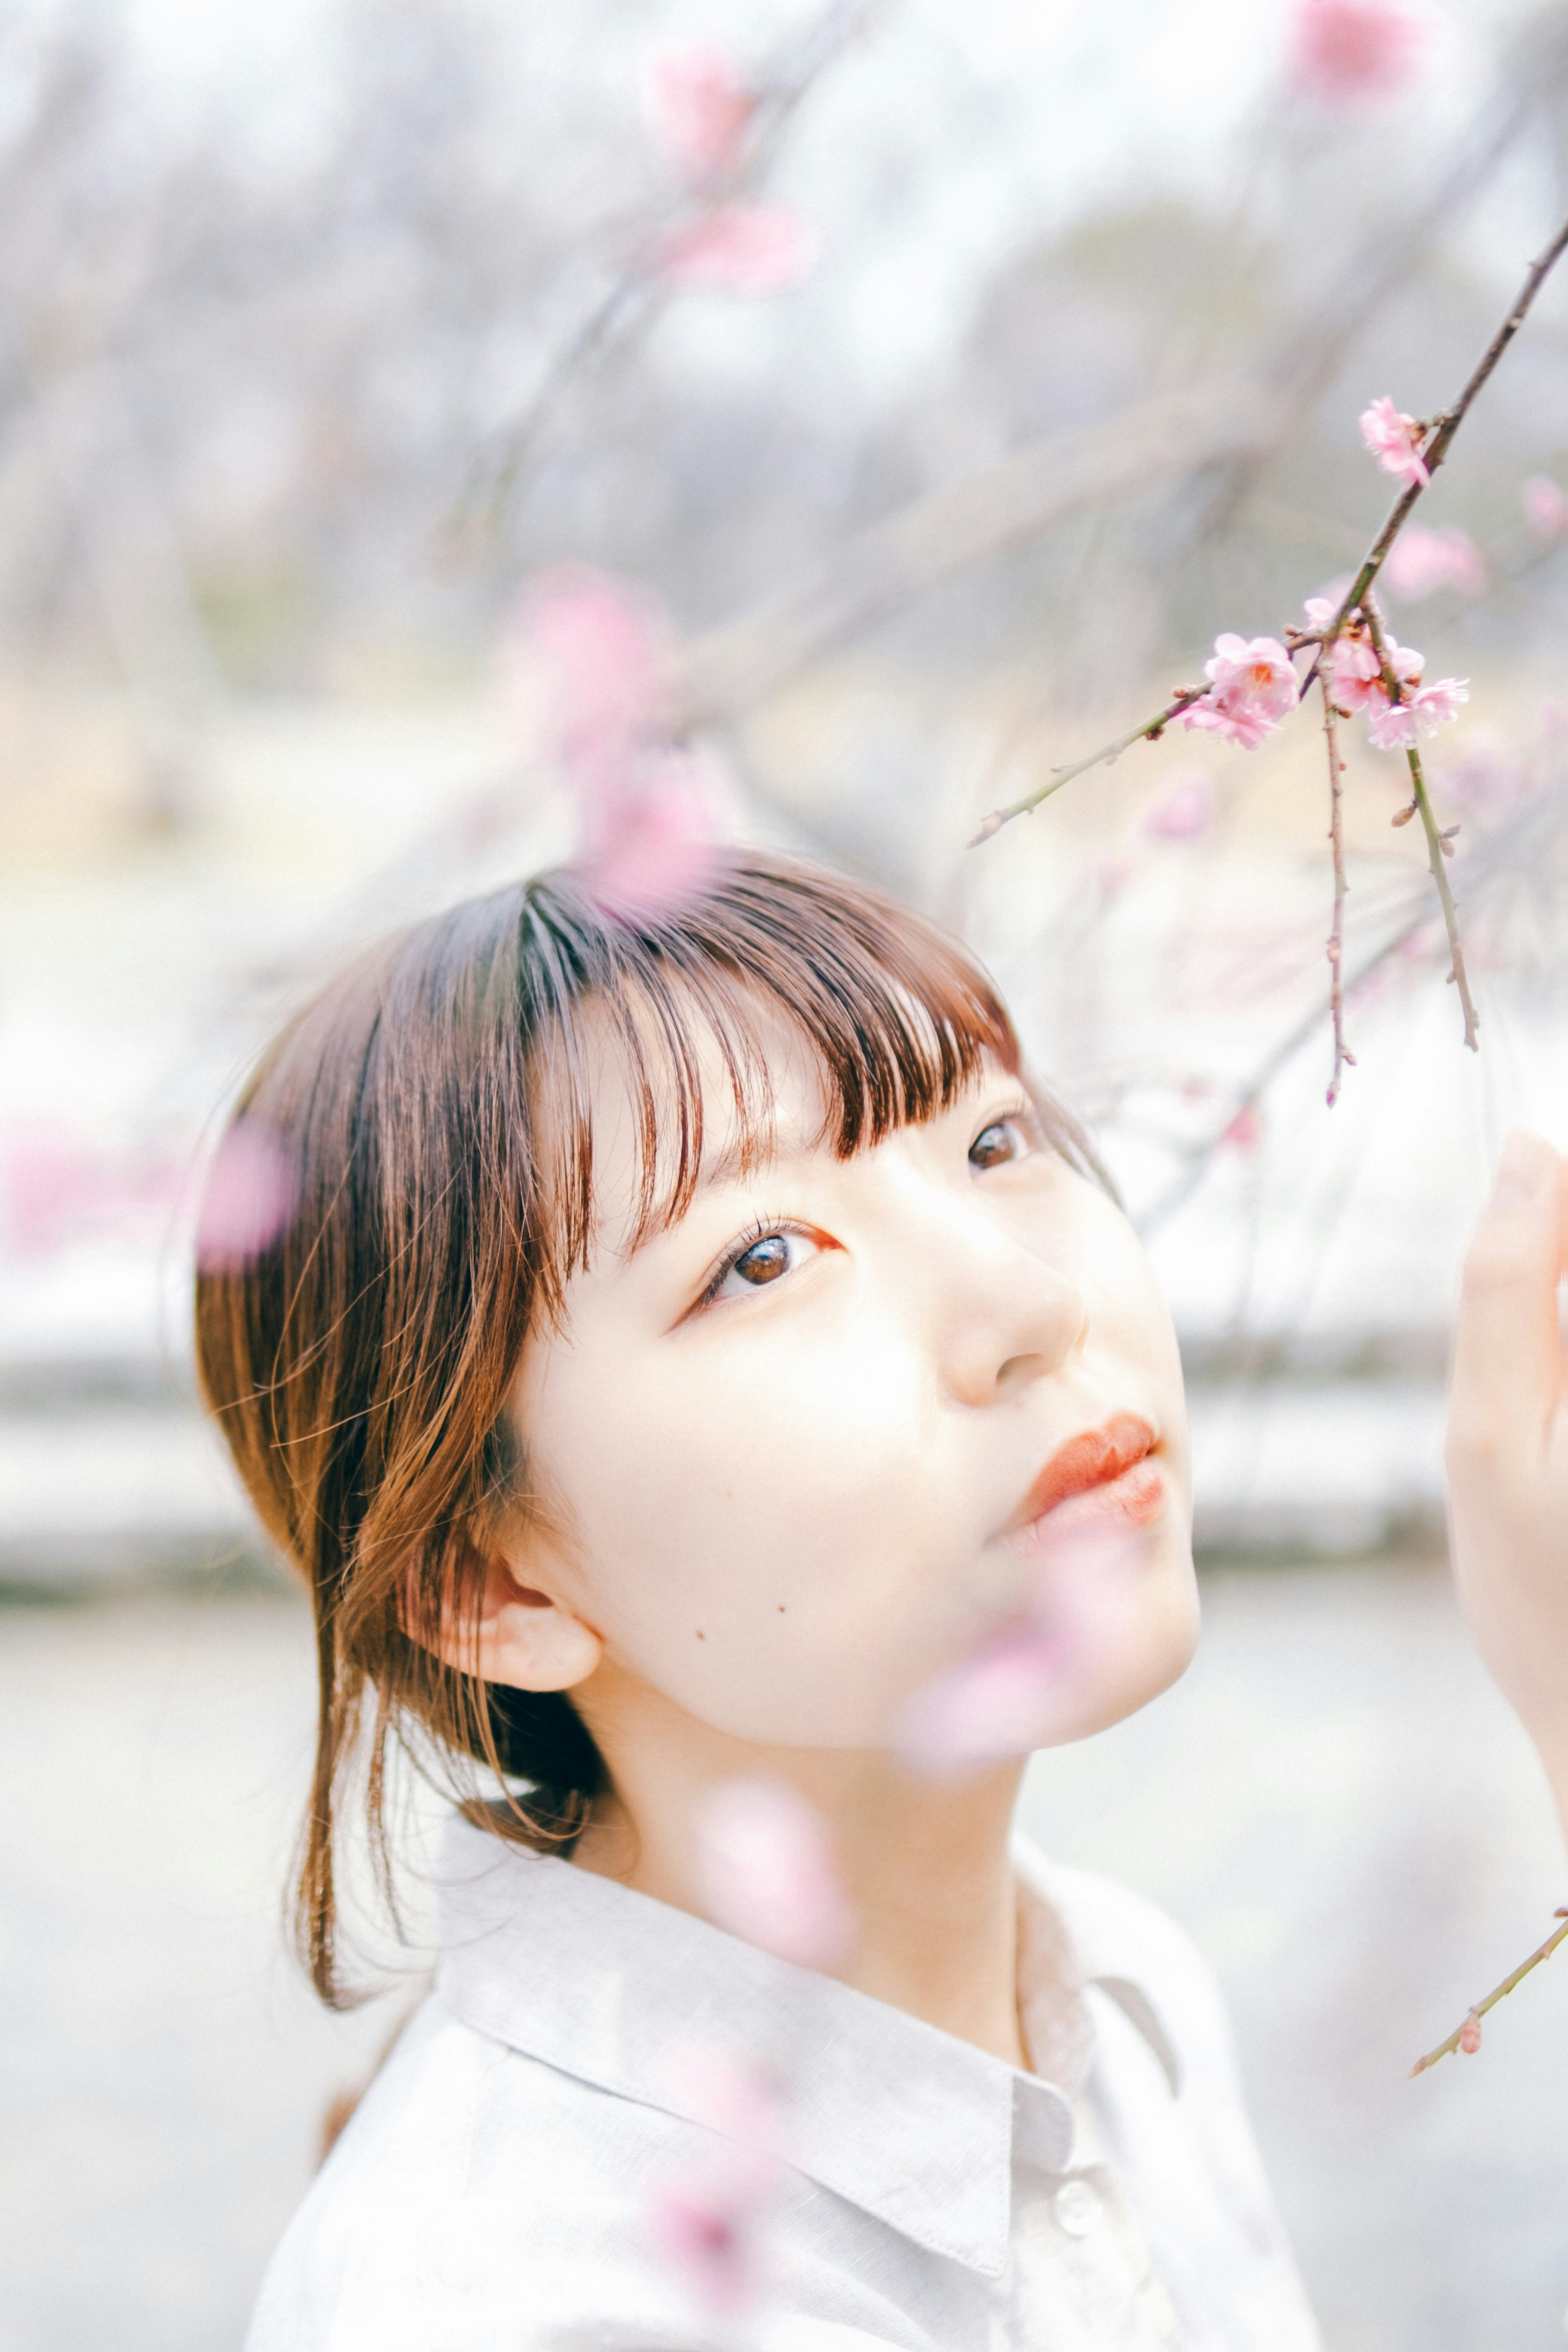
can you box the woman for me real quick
[200,852,1321,2349]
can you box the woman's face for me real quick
[505,1018,1198,1755]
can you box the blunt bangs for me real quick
[517,855,1031,1302]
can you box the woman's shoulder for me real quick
[243,1989,699,2352]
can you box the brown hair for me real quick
[195,853,1097,2003]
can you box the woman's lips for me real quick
[1008,1412,1164,1538]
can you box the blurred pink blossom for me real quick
[1458,2010,1482,2056]
[1182,635,1298,749]
[649,2165,769,2316]
[647,2042,784,2314]
[895,1621,1076,1773]
[646,46,753,187]
[578,747,731,920]
[1383,525,1486,601]
[1141,771,1214,840]
[695,1777,854,1971]
[1522,474,1568,539]
[2,1125,185,1257]
[504,566,671,764]
[1442,733,1525,815]
[654,204,818,293]
[497,568,731,920]
[196,1121,296,1270]
[1291,1,1425,103]
[1223,1104,1264,1152]
[1360,396,1430,488]
[1368,676,1469,750]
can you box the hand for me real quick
[1446,1130,1568,1833]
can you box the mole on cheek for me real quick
[777,1605,786,1614]
[695,1629,706,1641]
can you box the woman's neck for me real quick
[570,1684,1029,2068]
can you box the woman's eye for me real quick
[969,1118,1028,1172]
[712,1229,817,1302]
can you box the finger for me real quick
[1449,1130,1564,1459]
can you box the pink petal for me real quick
[646,46,753,187]
[1293,3,1426,104]
[1359,395,1430,485]
[1522,475,1568,539]
[1142,773,1214,840]
[579,748,733,921]
[196,1121,296,1270]
[1410,677,1468,731]
[1368,701,1418,751]
[1183,697,1277,750]
[499,568,670,765]
[895,1623,1077,1773]
[654,205,818,294]
[695,1778,854,1971]
[648,2169,765,2314]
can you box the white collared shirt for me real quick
[247,1819,1321,2351]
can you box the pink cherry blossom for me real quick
[1181,634,1298,750]
[1383,525,1486,601]
[1458,2010,1482,2056]
[1141,771,1214,840]
[497,568,731,920]
[1359,396,1430,488]
[1367,676,1468,749]
[653,204,818,294]
[695,1777,854,1971]
[196,1120,296,1271]
[1291,1,1425,103]
[646,46,753,187]
[1319,619,1423,717]
[1522,474,1568,539]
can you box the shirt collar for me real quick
[433,1815,1176,2280]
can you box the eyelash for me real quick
[695,1211,807,1310]
[693,1102,1039,1311]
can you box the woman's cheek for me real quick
[563,1332,945,1740]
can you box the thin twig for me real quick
[1135,760,1568,1236]
[1320,681,1355,1105]
[1361,604,1480,1050]
[1410,1911,1568,2077]
[967,687,1205,844]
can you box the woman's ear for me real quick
[416,1548,603,1695]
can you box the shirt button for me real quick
[1053,2179,1104,2237]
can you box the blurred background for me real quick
[3,0,1568,2344]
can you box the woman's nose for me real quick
[934,1218,1088,1408]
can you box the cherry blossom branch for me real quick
[966,687,1206,844]
[1320,682,1354,1105]
[1361,603,1479,1051]
[969,207,1568,851]
[1301,207,1568,695]
[1410,1909,1568,2077]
